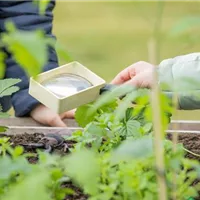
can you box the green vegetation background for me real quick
[53,2,200,82]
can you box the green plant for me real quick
[62,88,199,200]
[0,78,21,132]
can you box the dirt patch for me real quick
[167,133,200,160]
[1,132,200,200]
[0,133,87,200]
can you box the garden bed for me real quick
[1,117,200,200]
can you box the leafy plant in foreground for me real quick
[0,78,21,132]
[61,86,199,200]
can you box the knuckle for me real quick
[137,61,147,65]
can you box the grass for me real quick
[53,1,200,82]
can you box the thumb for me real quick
[125,75,141,87]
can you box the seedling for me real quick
[29,61,109,113]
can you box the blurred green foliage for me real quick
[54,2,200,81]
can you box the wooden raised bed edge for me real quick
[1,117,200,135]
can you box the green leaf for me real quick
[115,91,138,120]
[56,43,73,62]
[63,150,100,196]
[75,104,97,127]
[125,107,134,121]
[89,85,135,115]
[0,52,6,79]
[85,123,107,136]
[120,120,140,137]
[13,146,24,158]
[2,22,47,77]
[0,78,21,97]
[0,112,10,118]
[112,137,153,163]
[34,0,50,15]
[46,38,73,63]
[143,122,153,133]
[0,126,8,133]
[3,171,50,200]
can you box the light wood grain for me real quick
[0,117,78,127]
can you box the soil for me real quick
[0,133,87,200]
[167,133,200,160]
[1,132,200,200]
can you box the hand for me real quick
[30,104,75,127]
[111,61,154,88]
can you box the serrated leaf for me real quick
[120,120,140,137]
[75,104,97,127]
[0,79,21,97]
[2,22,47,77]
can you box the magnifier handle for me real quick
[99,84,117,95]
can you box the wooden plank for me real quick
[3,126,200,136]
[3,126,82,136]
[2,118,200,136]
[168,120,200,131]
[0,117,78,127]
[2,118,200,130]
[166,130,200,134]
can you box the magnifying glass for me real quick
[29,62,116,114]
[41,73,115,98]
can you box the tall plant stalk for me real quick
[148,0,165,65]
[171,93,179,200]
[151,68,167,200]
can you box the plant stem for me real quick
[148,0,165,65]
[183,147,200,157]
[172,93,179,200]
[172,93,179,152]
[151,68,167,200]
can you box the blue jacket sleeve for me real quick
[0,0,59,116]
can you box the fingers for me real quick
[60,109,76,119]
[125,70,153,88]
[111,61,153,85]
[111,65,136,85]
[30,104,67,127]
[47,115,67,127]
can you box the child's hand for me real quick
[30,104,75,127]
[111,61,154,88]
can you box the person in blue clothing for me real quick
[0,0,74,127]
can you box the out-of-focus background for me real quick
[53,1,200,82]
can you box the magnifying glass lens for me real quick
[41,74,93,98]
